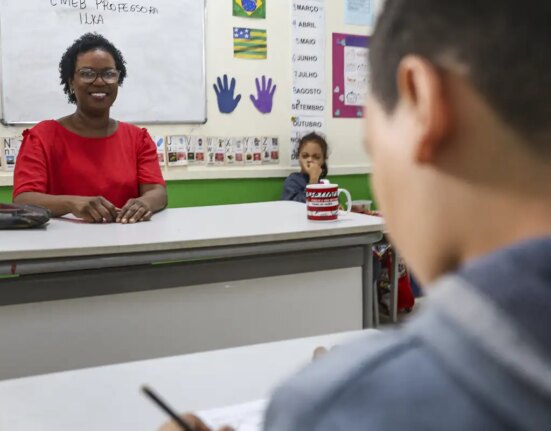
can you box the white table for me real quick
[0,330,371,431]
[0,202,384,379]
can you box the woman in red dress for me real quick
[13,33,167,224]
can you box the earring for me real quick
[70,88,75,94]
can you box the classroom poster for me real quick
[234,27,267,60]
[291,0,326,164]
[139,135,279,169]
[345,0,375,26]
[233,0,266,19]
[332,33,370,118]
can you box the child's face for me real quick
[299,141,324,172]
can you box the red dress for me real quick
[13,120,165,209]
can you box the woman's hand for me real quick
[70,196,118,223]
[304,161,322,184]
[116,184,167,224]
[116,198,152,224]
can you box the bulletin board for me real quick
[332,33,370,119]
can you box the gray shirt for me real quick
[265,237,551,430]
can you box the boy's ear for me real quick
[397,55,452,164]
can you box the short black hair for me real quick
[59,33,127,104]
[298,132,329,178]
[369,0,551,152]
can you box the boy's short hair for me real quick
[369,0,551,154]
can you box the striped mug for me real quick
[306,182,352,222]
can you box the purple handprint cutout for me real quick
[213,75,242,114]
[250,76,277,114]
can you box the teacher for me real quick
[13,33,167,224]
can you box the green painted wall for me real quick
[0,187,11,203]
[0,174,373,208]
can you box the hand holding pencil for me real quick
[158,414,234,431]
[141,386,234,431]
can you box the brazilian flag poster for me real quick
[233,0,266,19]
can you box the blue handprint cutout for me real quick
[250,76,277,114]
[213,75,242,114]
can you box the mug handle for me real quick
[338,188,352,216]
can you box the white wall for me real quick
[0,0,380,184]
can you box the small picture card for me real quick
[252,137,262,164]
[167,135,189,166]
[233,138,245,164]
[261,137,280,164]
[270,137,280,163]
[3,137,22,171]
[194,136,206,164]
[244,137,255,164]
[186,137,196,163]
[152,136,167,167]
[207,138,217,165]
[261,137,271,164]
[215,138,227,165]
[225,138,236,165]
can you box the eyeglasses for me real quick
[76,68,121,84]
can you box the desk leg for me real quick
[362,244,374,328]
[390,250,400,323]
[373,274,380,328]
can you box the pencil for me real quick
[141,385,195,431]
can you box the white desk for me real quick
[0,331,371,431]
[0,201,383,261]
[0,202,384,379]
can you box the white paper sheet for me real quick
[345,0,375,26]
[199,399,268,431]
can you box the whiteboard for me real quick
[0,0,206,124]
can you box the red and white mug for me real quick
[306,182,352,222]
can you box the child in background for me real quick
[282,132,329,203]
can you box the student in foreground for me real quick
[161,0,551,429]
